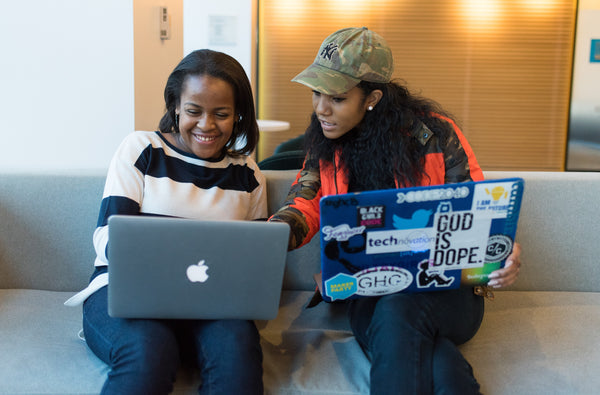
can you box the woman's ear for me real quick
[365,89,383,111]
[366,89,383,110]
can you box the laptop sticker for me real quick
[358,205,386,227]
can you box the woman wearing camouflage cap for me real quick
[269,27,522,394]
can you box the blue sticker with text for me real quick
[324,273,357,300]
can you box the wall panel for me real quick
[258,0,576,170]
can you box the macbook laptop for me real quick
[107,215,290,320]
[319,178,524,302]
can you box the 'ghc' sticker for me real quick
[355,266,413,296]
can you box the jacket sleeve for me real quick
[269,163,323,250]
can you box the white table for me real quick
[257,119,291,161]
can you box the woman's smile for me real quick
[172,74,236,160]
[192,133,219,143]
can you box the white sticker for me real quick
[427,211,490,270]
[485,234,513,263]
[472,182,516,219]
[366,228,436,254]
[354,266,413,296]
[322,224,366,242]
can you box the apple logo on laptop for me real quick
[186,260,209,283]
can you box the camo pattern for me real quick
[292,27,394,95]
[270,166,322,249]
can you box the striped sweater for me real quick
[65,131,266,306]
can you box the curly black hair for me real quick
[304,80,454,191]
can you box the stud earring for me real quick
[368,106,374,111]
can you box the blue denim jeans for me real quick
[82,284,263,395]
[348,288,484,395]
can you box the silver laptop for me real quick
[107,215,290,320]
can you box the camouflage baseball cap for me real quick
[292,27,394,95]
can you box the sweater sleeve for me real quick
[93,133,146,266]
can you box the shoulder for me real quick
[116,131,164,152]
[128,130,164,145]
[430,113,458,127]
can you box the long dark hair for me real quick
[158,49,258,156]
[304,80,454,190]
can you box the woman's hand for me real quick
[486,242,522,288]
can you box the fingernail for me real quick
[488,280,498,287]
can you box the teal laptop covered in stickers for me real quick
[318,178,524,302]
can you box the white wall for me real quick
[0,0,254,172]
[183,0,256,83]
[0,1,134,172]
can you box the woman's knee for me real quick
[370,294,433,336]
[193,320,263,394]
[93,320,180,395]
[199,320,261,363]
[116,321,180,369]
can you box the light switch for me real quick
[159,6,170,40]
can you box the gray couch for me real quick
[1,170,599,394]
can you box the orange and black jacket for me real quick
[270,114,484,251]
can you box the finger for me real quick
[487,263,520,288]
[488,261,519,279]
[491,270,519,288]
[505,244,522,267]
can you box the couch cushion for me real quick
[0,289,202,395]
[2,289,600,394]
[260,290,600,395]
[0,289,107,394]
[463,290,600,395]
[259,291,371,394]
[485,171,600,292]
[0,173,105,291]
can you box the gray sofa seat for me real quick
[1,170,599,394]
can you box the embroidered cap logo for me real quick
[320,43,339,61]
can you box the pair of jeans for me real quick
[82,285,263,395]
[348,288,484,395]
